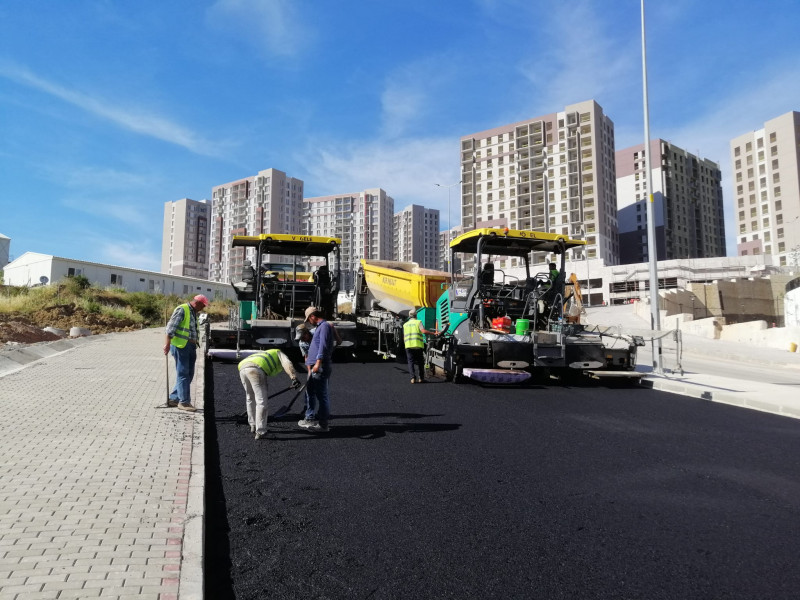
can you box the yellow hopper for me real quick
[361,259,449,314]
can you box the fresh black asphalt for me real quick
[205,357,800,600]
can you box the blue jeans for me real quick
[169,343,196,405]
[304,362,332,426]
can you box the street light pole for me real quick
[436,181,462,272]
[641,0,663,374]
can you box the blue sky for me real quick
[2,0,799,272]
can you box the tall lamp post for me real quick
[579,228,592,307]
[641,0,663,373]
[435,181,462,272]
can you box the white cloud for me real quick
[381,83,426,139]
[94,237,161,272]
[206,0,312,59]
[660,61,800,255]
[379,57,453,138]
[516,1,639,115]
[297,136,464,227]
[0,60,219,156]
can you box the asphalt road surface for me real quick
[205,357,800,600]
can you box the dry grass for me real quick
[0,279,234,327]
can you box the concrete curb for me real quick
[0,335,103,378]
[641,376,800,420]
[179,341,206,599]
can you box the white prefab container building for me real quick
[3,252,236,301]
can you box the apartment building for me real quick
[0,233,9,269]
[439,226,464,272]
[393,205,440,269]
[303,188,394,291]
[208,168,304,283]
[731,111,800,266]
[161,198,211,278]
[460,99,620,269]
[616,140,725,264]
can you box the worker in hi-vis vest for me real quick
[403,309,439,384]
[164,295,209,411]
[238,349,301,440]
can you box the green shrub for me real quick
[61,275,92,296]
[126,292,167,324]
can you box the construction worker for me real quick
[299,306,336,433]
[548,262,560,285]
[164,294,208,411]
[239,349,301,440]
[403,309,438,383]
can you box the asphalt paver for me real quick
[206,358,800,600]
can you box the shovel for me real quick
[272,382,308,419]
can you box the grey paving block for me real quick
[0,328,206,600]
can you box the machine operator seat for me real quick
[241,260,256,284]
[480,263,495,286]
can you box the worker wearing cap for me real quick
[239,349,301,440]
[403,309,438,384]
[164,294,208,411]
[298,306,335,432]
[295,323,312,362]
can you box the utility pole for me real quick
[641,0,663,374]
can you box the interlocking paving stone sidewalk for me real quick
[0,328,203,599]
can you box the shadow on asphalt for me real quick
[266,422,461,440]
[203,358,235,599]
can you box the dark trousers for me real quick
[406,348,425,380]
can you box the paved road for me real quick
[206,358,800,600]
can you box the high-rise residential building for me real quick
[439,225,464,272]
[303,188,394,291]
[393,205,440,269]
[161,199,211,278]
[731,111,800,266]
[0,233,10,269]
[209,168,304,283]
[616,140,725,264]
[460,99,620,268]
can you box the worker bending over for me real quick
[238,349,301,440]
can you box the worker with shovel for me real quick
[239,349,302,440]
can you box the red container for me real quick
[491,316,512,332]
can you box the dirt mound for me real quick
[0,306,141,345]
[0,320,62,345]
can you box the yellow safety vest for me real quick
[170,304,192,348]
[238,349,283,376]
[403,319,424,349]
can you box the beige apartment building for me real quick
[460,99,620,268]
[208,168,304,283]
[303,188,394,291]
[161,198,211,278]
[393,205,440,269]
[439,225,465,272]
[731,111,800,266]
[616,140,725,264]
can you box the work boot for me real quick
[178,403,197,412]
